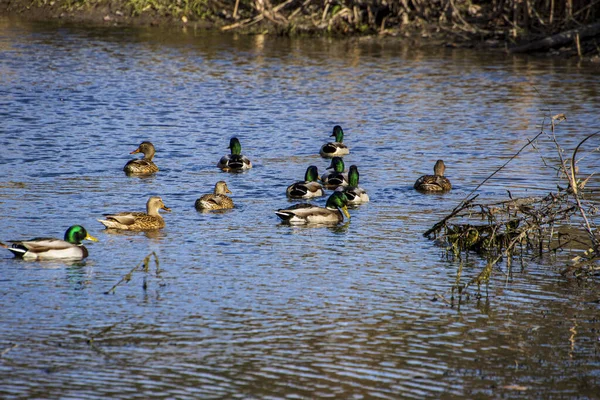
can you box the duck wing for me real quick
[414,175,451,192]
[286,181,324,198]
[276,204,340,224]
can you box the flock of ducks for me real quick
[0,126,452,261]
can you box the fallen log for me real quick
[509,21,600,53]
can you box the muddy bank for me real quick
[1,0,599,60]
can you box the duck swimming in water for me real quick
[195,181,234,211]
[98,196,171,231]
[0,225,98,260]
[286,166,324,199]
[276,191,351,225]
[217,137,252,172]
[320,125,349,158]
[123,141,159,175]
[343,165,370,204]
[321,156,348,189]
[414,159,452,193]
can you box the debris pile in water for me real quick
[425,114,599,295]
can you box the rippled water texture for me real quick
[1,18,600,399]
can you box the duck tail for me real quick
[275,211,293,221]
[97,219,120,229]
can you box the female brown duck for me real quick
[124,141,159,175]
[98,196,171,230]
[414,160,452,192]
[195,181,234,211]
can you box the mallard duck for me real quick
[286,166,324,199]
[195,181,234,211]
[343,165,370,204]
[217,137,252,172]
[98,196,171,231]
[0,225,98,260]
[320,125,349,158]
[275,191,351,225]
[321,156,348,188]
[124,141,159,175]
[414,159,452,192]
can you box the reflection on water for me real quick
[1,17,600,399]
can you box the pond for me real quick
[0,17,599,399]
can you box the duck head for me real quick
[331,125,344,142]
[304,165,320,182]
[326,156,345,173]
[228,137,242,155]
[64,225,98,245]
[326,191,351,219]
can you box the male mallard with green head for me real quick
[275,192,350,225]
[286,166,324,199]
[275,191,351,225]
[343,165,370,204]
[320,125,349,158]
[195,181,234,211]
[217,137,252,172]
[98,196,171,231]
[0,225,98,260]
[414,159,452,192]
[321,156,348,188]
[124,141,159,175]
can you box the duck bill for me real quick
[162,205,172,213]
[341,206,351,219]
[85,233,99,242]
[130,148,141,155]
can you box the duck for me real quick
[98,196,171,231]
[286,166,324,199]
[276,191,350,225]
[124,141,159,175]
[321,156,348,188]
[414,159,452,192]
[343,165,370,204]
[320,125,349,158]
[195,181,234,211]
[217,137,252,172]
[0,225,98,260]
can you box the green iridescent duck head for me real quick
[325,191,351,219]
[326,157,345,173]
[330,125,344,142]
[228,137,243,156]
[64,225,98,245]
[304,166,320,182]
[348,165,360,187]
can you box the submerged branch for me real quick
[105,252,160,295]
[426,113,600,290]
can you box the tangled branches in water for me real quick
[426,114,599,295]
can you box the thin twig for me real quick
[0,343,18,357]
[105,252,160,295]
[460,129,546,206]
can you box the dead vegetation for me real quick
[3,1,600,57]
[425,113,599,297]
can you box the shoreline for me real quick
[1,0,599,61]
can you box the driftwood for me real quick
[509,21,600,53]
